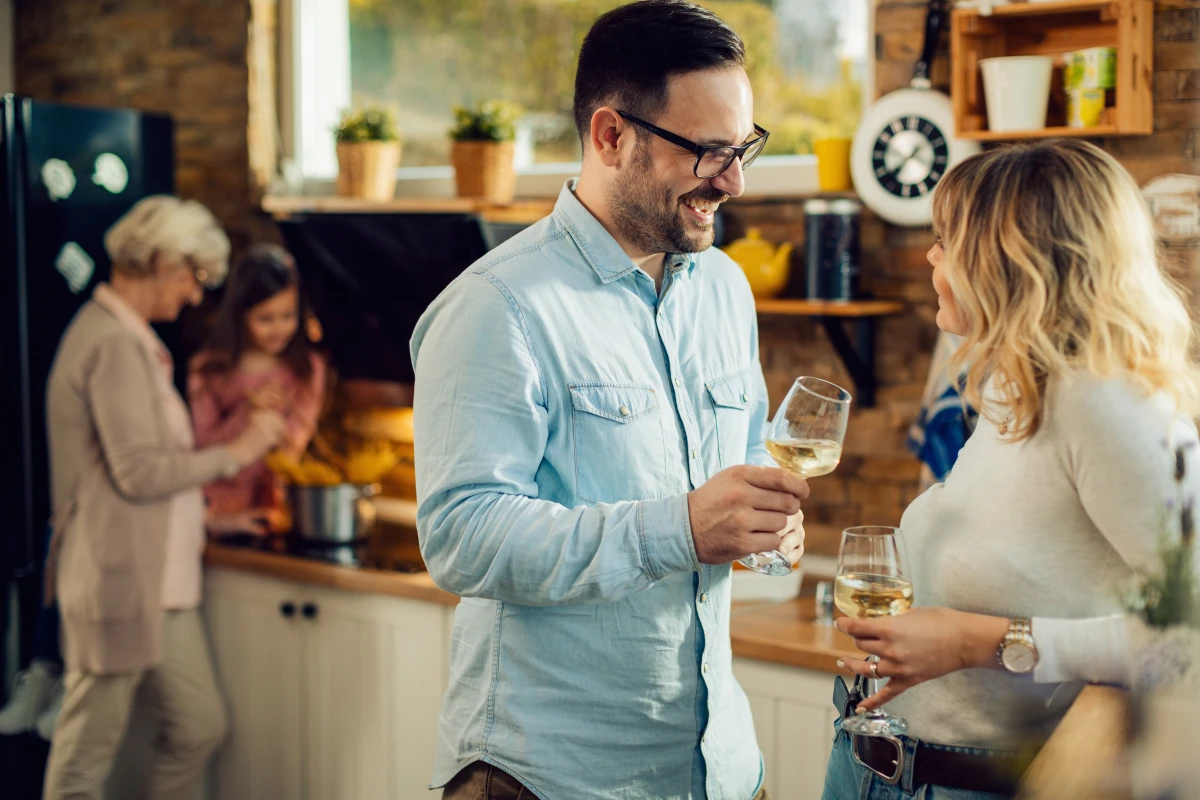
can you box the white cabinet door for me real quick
[734,658,839,800]
[205,569,306,800]
[301,587,450,800]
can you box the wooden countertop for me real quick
[206,544,862,672]
[732,597,864,673]
[205,544,458,606]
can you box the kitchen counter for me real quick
[732,597,863,673]
[205,544,862,673]
[205,543,458,606]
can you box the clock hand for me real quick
[882,145,920,183]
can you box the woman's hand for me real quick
[226,409,287,466]
[247,381,289,412]
[835,608,1010,711]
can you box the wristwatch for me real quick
[997,618,1038,674]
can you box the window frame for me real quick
[279,0,874,200]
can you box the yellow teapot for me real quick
[722,227,792,299]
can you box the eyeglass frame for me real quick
[616,110,770,179]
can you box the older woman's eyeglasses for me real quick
[617,111,770,180]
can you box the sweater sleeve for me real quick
[1030,376,1200,685]
[91,335,238,502]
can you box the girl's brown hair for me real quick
[197,243,318,381]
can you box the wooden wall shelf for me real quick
[754,299,905,317]
[756,298,905,407]
[262,195,555,225]
[951,0,1153,140]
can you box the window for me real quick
[287,0,870,197]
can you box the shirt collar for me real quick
[553,179,697,285]
[93,283,172,370]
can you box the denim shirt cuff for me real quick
[638,494,700,579]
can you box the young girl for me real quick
[189,243,327,529]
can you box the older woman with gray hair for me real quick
[41,196,285,800]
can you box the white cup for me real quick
[979,55,1054,132]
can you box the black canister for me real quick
[804,198,862,301]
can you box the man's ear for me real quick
[589,107,631,169]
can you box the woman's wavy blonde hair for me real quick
[932,138,1200,440]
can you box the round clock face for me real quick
[870,115,950,199]
[850,88,980,227]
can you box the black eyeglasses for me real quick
[617,111,770,179]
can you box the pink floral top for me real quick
[188,351,326,515]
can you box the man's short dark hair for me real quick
[573,0,746,144]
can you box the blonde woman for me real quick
[822,139,1200,799]
[42,196,285,800]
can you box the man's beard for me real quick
[607,145,728,255]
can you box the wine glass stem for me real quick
[864,655,887,718]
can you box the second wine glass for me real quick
[834,525,912,738]
[739,376,851,576]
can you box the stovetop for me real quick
[211,532,426,573]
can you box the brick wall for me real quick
[12,0,275,254]
[727,0,1200,555]
[12,1,1198,556]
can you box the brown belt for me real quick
[851,733,1029,795]
[834,675,1032,795]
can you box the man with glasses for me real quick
[412,2,807,798]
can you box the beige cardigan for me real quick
[46,299,239,674]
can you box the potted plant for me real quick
[334,106,402,201]
[449,101,521,204]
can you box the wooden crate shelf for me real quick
[951,0,1153,140]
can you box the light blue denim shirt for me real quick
[411,180,775,800]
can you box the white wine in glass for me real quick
[835,526,911,738]
[740,377,851,576]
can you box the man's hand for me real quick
[688,465,809,565]
[775,508,805,565]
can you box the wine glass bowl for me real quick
[835,525,912,737]
[739,377,852,576]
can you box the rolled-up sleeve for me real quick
[411,272,698,606]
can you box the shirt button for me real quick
[691,449,699,459]
[741,392,749,403]
[699,592,708,603]
[619,406,631,417]
[702,663,709,674]
[674,377,682,388]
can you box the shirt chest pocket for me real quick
[569,383,666,504]
[706,370,754,470]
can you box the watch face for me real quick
[1002,642,1037,674]
[870,116,951,198]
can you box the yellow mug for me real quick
[814,138,853,192]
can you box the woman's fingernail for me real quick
[836,659,845,669]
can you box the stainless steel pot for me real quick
[288,484,377,543]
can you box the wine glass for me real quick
[834,526,912,737]
[739,376,851,576]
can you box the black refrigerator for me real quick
[0,96,175,695]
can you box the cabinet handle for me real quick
[301,602,318,620]
[280,601,296,618]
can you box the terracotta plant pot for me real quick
[451,140,516,204]
[336,141,402,201]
